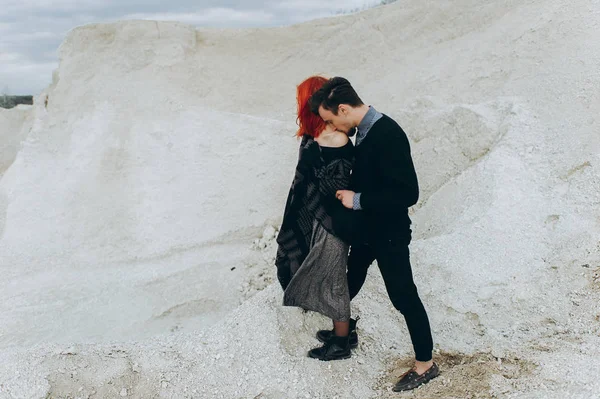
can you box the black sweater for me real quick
[351,114,419,239]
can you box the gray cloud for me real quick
[0,1,386,95]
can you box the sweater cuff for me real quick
[353,193,363,210]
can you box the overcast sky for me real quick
[0,0,386,95]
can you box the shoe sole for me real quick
[308,352,352,361]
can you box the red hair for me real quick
[296,76,328,138]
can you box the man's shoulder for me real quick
[370,114,407,141]
[374,113,402,129]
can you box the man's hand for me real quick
[336,190,355,209]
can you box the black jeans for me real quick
[347,231,434,362]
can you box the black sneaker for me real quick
[316,317,359,349]
[392,362,440,392]
[308,335,351,361]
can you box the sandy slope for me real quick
[0,0,599,398]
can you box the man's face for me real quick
[318,105,354,134]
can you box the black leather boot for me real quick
[308,335,351,361]
[316,316,359,348]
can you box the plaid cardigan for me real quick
[275,135,354,290]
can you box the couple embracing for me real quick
[275,76,439,392]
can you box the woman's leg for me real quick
[333,320,349,337]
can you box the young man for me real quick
[308,77,439,392]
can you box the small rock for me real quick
[61,346,77,355]
[263,226,276,240]
[491,348,504,359]
[120,388,127,397]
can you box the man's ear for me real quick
[339,104,348,116]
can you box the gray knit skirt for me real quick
[283,220,351,321]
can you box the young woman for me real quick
[275,76,355,361]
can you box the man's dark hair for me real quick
[309,77,364,116]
